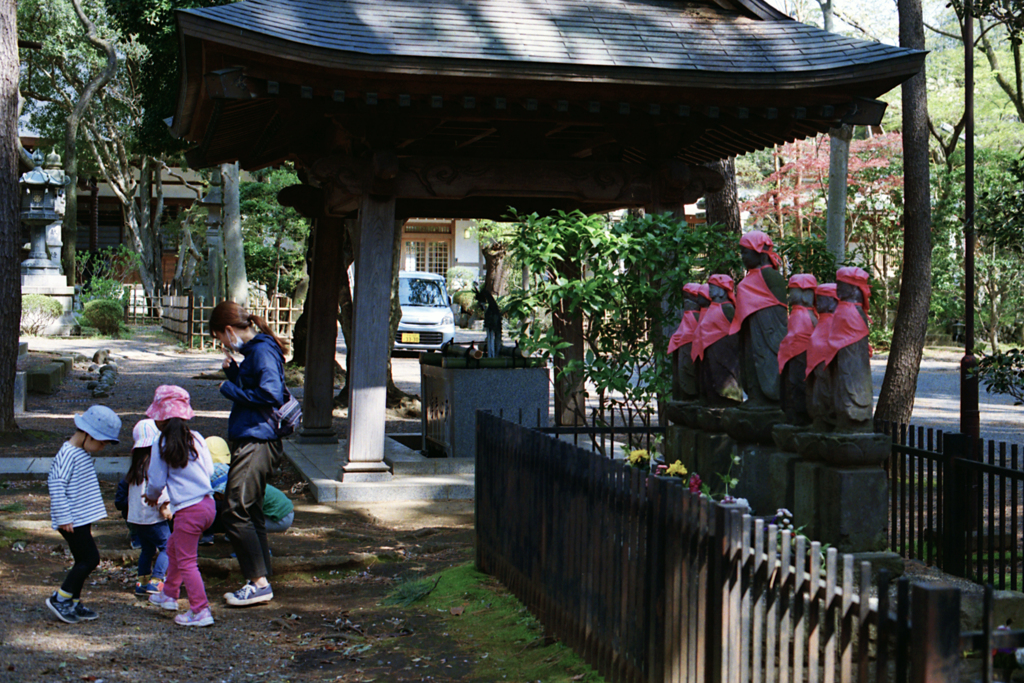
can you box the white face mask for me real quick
[226,331,244,350]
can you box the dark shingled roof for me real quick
[181,0,913,76]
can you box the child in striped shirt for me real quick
[46,405,122,624]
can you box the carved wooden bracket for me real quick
[308,155,724,215]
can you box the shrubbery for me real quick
[20,294,63,335]
[80,298,124,336]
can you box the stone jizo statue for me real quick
[805,283,838,431]
[830,267,873,432]
[778,274,818,425]
[668,282,702,401]
[693,274,742,406]
[729,230,788,407]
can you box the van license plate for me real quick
[401,333,420,343]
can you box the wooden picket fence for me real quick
[160,292,301,350]
[475,412,1004,683]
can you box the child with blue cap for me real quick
[46,404,122,624]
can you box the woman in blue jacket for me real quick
[209,301,289,607]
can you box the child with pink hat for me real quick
[142,385,217,627]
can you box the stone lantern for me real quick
[200,167,225,304]
[20,149,76,335]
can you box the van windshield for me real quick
[400,278,447,307]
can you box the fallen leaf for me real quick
[450,606,465,616]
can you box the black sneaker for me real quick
[74,602,98,620]
[223,582,273,607]
[45,593,79,624]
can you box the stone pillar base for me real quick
[664,424,698,473]
[340,461,392,483]
[722,406,786,445]
[793,460,824,540]
[767,450,802,513]
[818,466,888,553]
[297,427,338,444]
[695,431,736,483]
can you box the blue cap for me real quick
[74,405,122,443]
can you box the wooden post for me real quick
[910,583,961,683]
[942,433,969,578]
[341,193,396,481]
[298,217,343,443]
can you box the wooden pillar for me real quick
[340,193,396,481]
[298,217,343,443]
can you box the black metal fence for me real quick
[476,412,1008,683]
[881,421,1024,590]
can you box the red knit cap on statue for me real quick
[788,274,818,290]
[683,283,701,298]
[815,283,838,302]
[707,273,736,305]
[739,230,781,269]
[698,284,711,303]
[836,266,872,313]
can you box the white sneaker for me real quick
[223,582,273,607]
[174,607,214,627]
[148,592,179,611]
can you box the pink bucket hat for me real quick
[132,418,161,450]
[146,385,195,421]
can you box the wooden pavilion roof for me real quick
[171,0,924,217]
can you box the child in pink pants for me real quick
[143,385,217,627]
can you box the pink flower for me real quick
[689,473,702,493]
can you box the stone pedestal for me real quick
[722,405,786,445]
[767,450,802,513]
[791,431,889,466]
[732,443,778,515]
[21,218,76,336]
[793,460,824,540]
[664,424,698,473]
[818,466,888,553]
[695,430,736,482]
[421,364,549,458]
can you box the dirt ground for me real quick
[0,329,490,683]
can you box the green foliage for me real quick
[20,294,63,335]
[503,209,740,423]
[776,232,837,283]
[80,299,124,336]
[974,349,1024,404]
[104,0,233,154]
[445,266,476,292]
[77,245,141,301]
[239,165,310,297]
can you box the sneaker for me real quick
[135,579,164,596]
[45,593,79,624]
[199,534,215,546]
[73,602,98,620]
[223,582,273,607]
[130,538,142,550]
[148,592,179,611]
[174,607,214,627]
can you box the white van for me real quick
[394,271,456,352]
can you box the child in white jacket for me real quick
[126,419,171,596]
[142,386,216,627]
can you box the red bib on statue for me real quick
[828,301,870,356]
[692,303,731,361]
[778,305,816,374]
[668,311,700,355]
[729,267,785,335]
[805,312,835,377]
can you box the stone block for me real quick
[962,589,1024,631]
[26,362,64,394]
[54,356,74,378]
[17,341,27,358]
[792,460,823,541]
[695,431,736,485]
[421,364,549,459]
[767,450,802,513]
[733,444,775,515]
[664,424,698,473]
[13,371,25,414]
[722,406,786,445]
[817,466,888,553]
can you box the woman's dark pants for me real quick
[224,439,282,581]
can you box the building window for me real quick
[402,219,453,276]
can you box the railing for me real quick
[476,413,997,683]
[160,292,301,350]
[880,421,1024,591]
[124,285,161,325]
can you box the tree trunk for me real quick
[703,157,741,235]
[825,124,853,263]
[222,161,247,306]
[481,239,507,297]
[0,1,19,431]
[876,0,932,424]
[60,0,117,287]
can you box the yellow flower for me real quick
[666,460,688,478]
[628,449,649,466]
